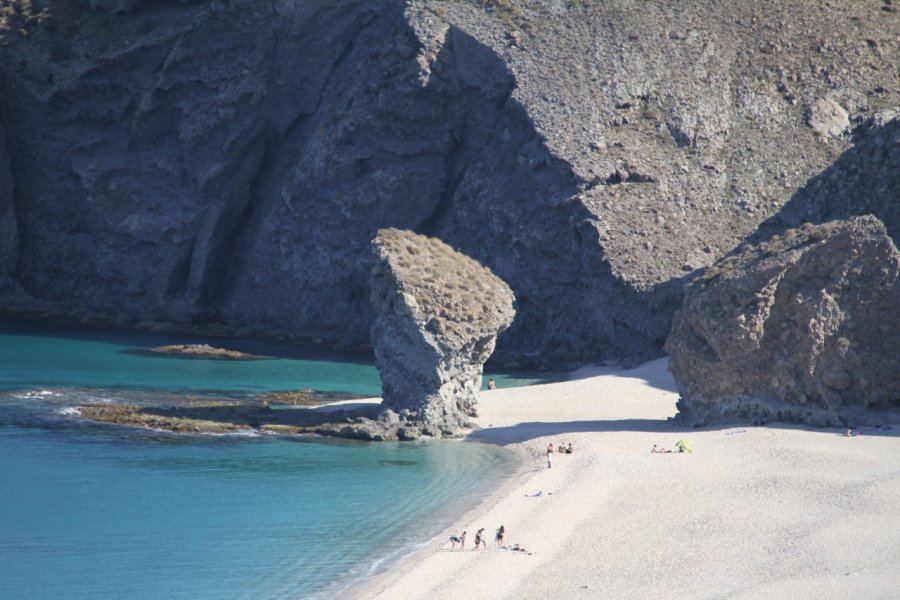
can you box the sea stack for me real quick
[370,228,515,438]
[667,216,900,428]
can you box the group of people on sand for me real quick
[546,442,573,468]
[651,443,691,453]
[449,526,505,550]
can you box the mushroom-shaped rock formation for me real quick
[370,228,515,438]
[666,216,900,428]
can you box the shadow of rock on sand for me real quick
[563,358,678,395]
[468,419,900,445]
[467,418,687,445]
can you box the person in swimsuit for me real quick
[449,530,467,550]
[495,525,505,546]
[474,528,487,550]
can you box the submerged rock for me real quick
[667,216,900,428]
[369,229,515,438]
[78,403,250,434]
[149,344,258,360]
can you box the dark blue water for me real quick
[0,322,538,599]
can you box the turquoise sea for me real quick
[0,320,551,599]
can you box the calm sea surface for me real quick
[0,321,550,599]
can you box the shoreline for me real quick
[346,358,900,599]
[333,439,534,600]
[345,358,682,599]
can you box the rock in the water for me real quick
[370,229,515,437]
[149,344,258,360]
[666,216,900,428]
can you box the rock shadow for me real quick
[468,418,685,445]
[562,358,678,393]
[751,116,899,246]
[468,419,900,446]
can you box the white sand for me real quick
[352,358,900,599]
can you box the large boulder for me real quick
[666,216,900,427]
[370,228,515,437]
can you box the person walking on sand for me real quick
[474,528,487,550]
[547,443,554,468]
[495,525,505,547]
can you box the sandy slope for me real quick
[352,358,900,600]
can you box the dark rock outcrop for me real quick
[666,216,900,427]
[370,229,515,437]
[0,1,897,367]
[0,119,16,291]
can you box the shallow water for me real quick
[0,321,537,599]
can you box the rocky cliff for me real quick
[666,216,900,427]
[370,228,515,437]
[754,110,899,246]
[0,0,897,367]
[0,119,16,291]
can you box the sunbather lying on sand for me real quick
[500,544,532,555]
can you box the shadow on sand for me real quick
[467,418,900,446]
[562,358,678,395]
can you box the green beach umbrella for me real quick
[674,439,693,453]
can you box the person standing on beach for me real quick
[487,378,496,390]
[495,525,505,547]
[547,443,554,468]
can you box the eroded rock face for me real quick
[666,216,900,427]
[370,229,515,437]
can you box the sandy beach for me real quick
[352,358,900,599]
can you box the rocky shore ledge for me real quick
[75,395,404,440]
[3,385,408,441]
